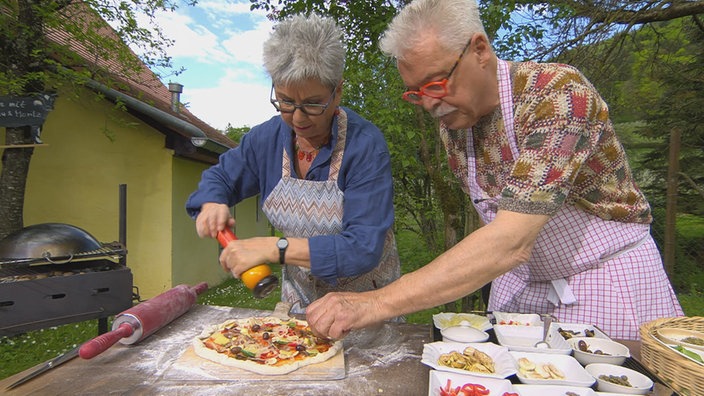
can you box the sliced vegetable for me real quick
[438,379,493,396]
[673,345,704,363]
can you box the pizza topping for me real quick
[198,317,334,367]
[438,346,496,374]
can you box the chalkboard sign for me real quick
[0,94,56,128]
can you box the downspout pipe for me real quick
[84,79,229,154]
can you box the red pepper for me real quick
[439,380,493,396]
[439,379,460,396]
[461,384,490,395]
[502,393,520,396]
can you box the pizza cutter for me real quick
[272,301,294,320]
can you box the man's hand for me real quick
[306,291,384,339]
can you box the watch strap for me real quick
[278,237,288,265]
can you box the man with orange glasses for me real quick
[306,0,683,341]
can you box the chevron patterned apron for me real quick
[262,109,401,315]
[468,60,682,340]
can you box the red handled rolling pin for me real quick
[79,282,208,359]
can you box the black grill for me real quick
[0,243,133,337]
[0,185,134,337]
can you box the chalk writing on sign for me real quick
[0,94,57,128]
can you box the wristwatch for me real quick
[276,237,288,265]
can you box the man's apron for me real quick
[467,60,682,340]
[262,109,401,315]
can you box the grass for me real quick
[2,228,703,381]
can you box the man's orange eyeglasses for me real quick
[402,37,472,105]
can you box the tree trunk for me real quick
[0,126,34,239]
[0,0,46,240]
[664,127,681,276]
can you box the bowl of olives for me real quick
[567,337,630,366]
[585,363,653,394]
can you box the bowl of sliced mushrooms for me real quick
[567,337,630,366]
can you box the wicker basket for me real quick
[640,316,704,396]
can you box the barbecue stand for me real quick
[0,186,133,337]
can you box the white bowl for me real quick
[441,324,490,343]
[552,322,611,340]
[510,351,595,387]
[585,363,654,394]
[492,312,542,326]
[421,341,517,379]
[427,370,515,396]
[567,337,630,366]
[433,312,493,331]
[494,324,572,354]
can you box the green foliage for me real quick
[649,209,704,295]
[224,124,251,144]
[197,266,283,309]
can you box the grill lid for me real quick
[0,223,125,267]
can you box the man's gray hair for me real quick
[379,0,487,61]
[263,13,345,89]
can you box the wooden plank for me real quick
[164,345,345,381]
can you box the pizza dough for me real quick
[192,316,343,375]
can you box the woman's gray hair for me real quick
[379,0,487,61]
[263,13,345,89]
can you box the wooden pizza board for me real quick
[163,345,346,381]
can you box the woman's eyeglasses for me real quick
[402,37,472,105]
[270,86,337,116]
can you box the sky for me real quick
[140,0,279,130]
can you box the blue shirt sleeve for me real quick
[185,116,286,217]
[185,109,395,284]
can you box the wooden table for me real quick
[1,306,677,395]
[1,305,434,395]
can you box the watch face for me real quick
[277,238,288,249]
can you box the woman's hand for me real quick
[195,203,234,239]
[219,236,277,277]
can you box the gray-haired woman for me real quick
[186,13,401,316]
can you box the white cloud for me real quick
[221,21,274,66]
[153,12,231,63]
[111,0,279,129]
[183,79,278,130]
[149,0,278,129]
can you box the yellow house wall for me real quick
[171,156,227,287]
[172,157,272,289]
[0,86,270,299]
[3,88,272,299]
[18,90,174,298]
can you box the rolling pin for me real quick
[78,282,208,359]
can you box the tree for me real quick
[224,124,250,144]
[483,1,704,63]
[0,0,192,239]
[249,0,704,252]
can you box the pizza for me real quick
[192,316,343,375]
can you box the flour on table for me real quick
[345,323,419,374]
[128,305,242,376]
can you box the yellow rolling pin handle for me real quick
[216,228,278,299]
